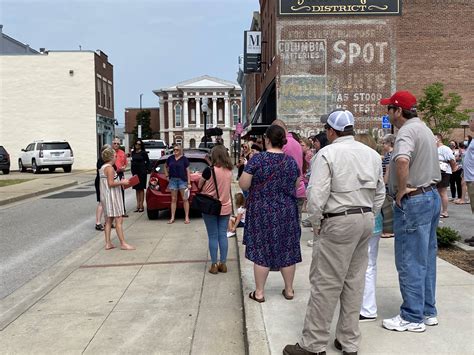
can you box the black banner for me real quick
[279,0,401,16]
[244,31,262,74]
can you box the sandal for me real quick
[95,224,104,231]
[167,219,175,224]
[282,289,294,300]
[138,208,144,213]
[249,291,265,303]
[440,214,449,218]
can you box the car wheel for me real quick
[2,169,9,175]
[63,165,72,173]
[19,159,26,172]
[147,208,160,220]
[48,167,56,173]
[32,159,41,174]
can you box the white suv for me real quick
[19,140,74,174]
[142,140,168,164]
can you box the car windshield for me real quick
[154,158,208,174]
[40,142,71,150]
[144,141,166,149]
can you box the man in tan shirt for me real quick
[284,110,385,355]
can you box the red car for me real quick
[145,149,210,220]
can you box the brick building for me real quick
[123,107,160,152]
[243,0,474,139]
[153,76,242,148]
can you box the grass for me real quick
[0,179,34,187]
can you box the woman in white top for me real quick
[435,133,457,218]
[100,147,135,250]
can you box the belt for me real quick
[407,184,436,197]
[323,207,372,219]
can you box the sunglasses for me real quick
[173,148,180,151]
[113,142,120,145]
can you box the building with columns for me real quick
[153,75,242,149]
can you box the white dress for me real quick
[99,163,124,217]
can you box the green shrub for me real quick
[436,226,461,247]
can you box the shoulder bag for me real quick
[191,167,222,216]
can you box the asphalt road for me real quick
[0,181,135,300]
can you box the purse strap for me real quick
[198,166,220,199]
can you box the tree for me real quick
[418,82,471,137]
[132,110,153,140]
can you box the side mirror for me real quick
[21,149,26,152]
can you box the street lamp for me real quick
[201,97,209,146]
[140,93,143,110]
[460,121,469,139]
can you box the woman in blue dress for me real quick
[239,125,302,303]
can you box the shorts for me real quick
[437,172,451,188]
[168,177,187,191]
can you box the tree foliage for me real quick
[418,82,471,137]
[132,110,153,140]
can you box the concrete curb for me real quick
[237,234,271,355]
[453,240,474,254]
[0,181,78,206]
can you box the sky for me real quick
[1,0,258,125]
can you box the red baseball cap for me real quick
[380,91,417,110]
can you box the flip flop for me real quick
[105,244,116,250]
[249,291,265,303]
[167,219,175,224]
[282,289,294,300]
[440,214,449,218]
[184,220,190,224]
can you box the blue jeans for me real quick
[168,177,187,190]
[393,189,441,323]
[202,214,231,264]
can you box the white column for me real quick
[195,97,201,128]
[183,98,189,128]
[168,99,174,130]
[224,96,230,128]
[212,97,217,127]
[159,98,165,138]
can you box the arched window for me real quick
[175,104,182,127]
[190,138,196,148]
[232,103,240,126]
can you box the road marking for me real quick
[80,258,238,269]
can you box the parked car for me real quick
[18,140,74,174]
[142,139,168,166]
[145,149,210,220]
[198,142,215,149]
[0,146,11,174]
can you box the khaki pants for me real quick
[300,212,374,353]
[467,182,474,213]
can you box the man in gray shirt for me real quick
[381,91,441,333]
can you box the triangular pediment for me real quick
[155,75,241,95]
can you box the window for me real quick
[232,103,240,126]
[190,138,196,148]
[175,104,182,127]
[108,84,112,110]
[102,81,107,109]
[97,78,102,106]
[190,108,196,122]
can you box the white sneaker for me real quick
[307,239,314,247]
[382,315,426,332]
[226,231,236,238]
[424,316,439,326]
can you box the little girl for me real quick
[227,193,246,237]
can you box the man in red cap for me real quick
[380,91,441,333]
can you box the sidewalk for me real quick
[0,170,96,206]
[0,211,245,354]
[239,221,474,355]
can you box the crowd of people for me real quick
[91,89,474,354]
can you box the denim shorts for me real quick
[168,177,187,190]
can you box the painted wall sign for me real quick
[279,0,401,16]
[244,31,262,73]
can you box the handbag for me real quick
[191,167,222,216]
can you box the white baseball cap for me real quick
[325,110,354,132]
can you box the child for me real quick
[227,193,246,237]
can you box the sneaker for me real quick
[424,316,438,326]
[382,315,426,332]
[359,314,376,322]
[226,231,236,238]
[307,239,314,247]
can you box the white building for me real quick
[153,76,242,148]
[0,50,116,170]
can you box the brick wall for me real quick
[258,0,473,139]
